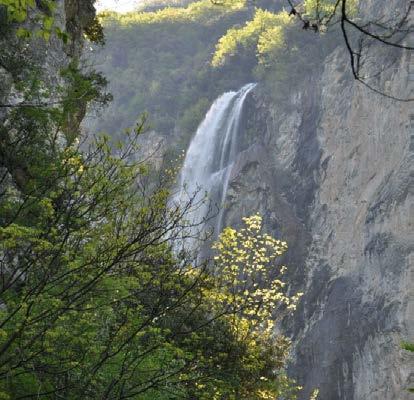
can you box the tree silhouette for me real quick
[285,0,414,101]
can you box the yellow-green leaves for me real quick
[0,0,33,23]
[304,0,358,21]
[43,14,52,30]
[210,214,303,399]
[16,26,30,37]
[100,0,245,26]
[0,0,56,41]
[213,214,302,331]
[212,9,292,67]
[211,0,359,67]
[257,25,284,62]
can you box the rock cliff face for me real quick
[0,0,97,189]
[0,0,96,111]
[221,18,414,400]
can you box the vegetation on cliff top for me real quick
[87,0,254,139]
[88,0,340,142]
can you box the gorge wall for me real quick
[0,0,96,125]
[0,0,98,193]
[220,29,414,400]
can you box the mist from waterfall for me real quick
[175,83,256,242]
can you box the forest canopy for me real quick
[212,9,293,67]
[99,0,246,25]
[88,0,336,141]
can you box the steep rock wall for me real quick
[0,0,96,111]
[294,45,413,400]
[0,0,97,190]
[221,21,413,400]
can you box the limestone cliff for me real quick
[0,0,97,190]
[0,0,96,114]
[221,20,413,400]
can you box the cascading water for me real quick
[175,83,256,240]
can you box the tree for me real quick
[212,9,293,67]
[0,17,305,394]
[0,120,206,398]
[284,0,414,101]
[0,3,312,398]
[208,214,304,399]
[0,0,103,43]
[0,121,305,398]
[211,0,414,101]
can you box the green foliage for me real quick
[178,97,210,134]
[0,1,326,396]
[0,25,303,397]
[89,3,253,140]
[59,62,112,143]
[209,0,355,104]
[212,9,292,67]
[99,0,245,26]
[209,214,303,399]
[210,4,341,105]
[0,128,190,398]
[252,25,336,103]
[0,0,56,40]
[96,0,340,137]
[84,16,105,44]
[303,0,358,21]
[91,0,344,151]
[402,342,414,393]
[0,124,302,398]
[0,0,104,45]
[402,342,414,352]
[1,0,38,23]
[90,0,354,151]
[310,389,320,399]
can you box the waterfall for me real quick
[175,83,256,240]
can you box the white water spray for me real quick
[176,83,256,238]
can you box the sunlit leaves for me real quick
[303,0,358,22]
[0,113,304,398]
[209,214,303,399]
[213,214,302,329]
[0,127,196,398]
[0,0,57,40]
[211,0,359,67]
[212,9,293,67]
[99,0,245,26]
